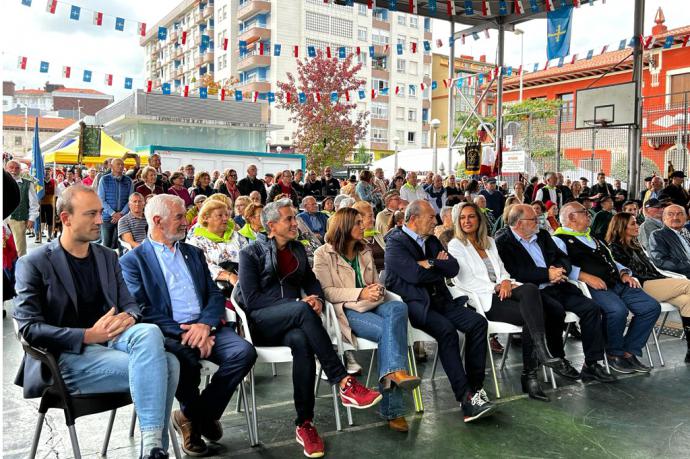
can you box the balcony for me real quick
[422,99,430,109]
[203,52,214,64]
[238,25,271,43]
[195,56,203,67]
[170,30,178,42]
[372,67,389,79]
[202,4,214,19]
[423,54,431,64]
[370,44,389,57]
[424,31,432,40]
[371,118,388,128]
[372,18,390,31]
[236,80,271,93]
[237,53,271,71]
[238,0,271,22]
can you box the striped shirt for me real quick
[117,213,148,243]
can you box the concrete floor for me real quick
[4,241,690,458]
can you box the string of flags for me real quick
[20,0,148,37]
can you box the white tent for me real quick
[371,148,463,177]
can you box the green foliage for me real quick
[610,157,659,182]
[353,145,371,164]
[503,99,562,121]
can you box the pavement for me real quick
[3,238,690,458]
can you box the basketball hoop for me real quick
[584,119,612,129]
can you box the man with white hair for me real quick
[534,172,563,208]
[120,194,256,456]
[425,174,447,215]
[552,202,660,374]
[649,204,690,277]
[97,158,133,250]
[5,160,38,256]
[296,195,329,240]
[238,164,267,204]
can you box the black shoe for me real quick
[580,363,617,383]
[462,390,498,423]
[551,359,580,380]
[532,333,561,368]
[685,349,690,364]
[625,355,651,373]
[607,355,635,374]
[141,447,169,459]
[521,370,550,402]
[200,419,223,442]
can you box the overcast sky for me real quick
[1,0,686,101]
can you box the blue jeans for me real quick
[344,300,409,420]
[58,324,179,450]
[589,282,661,357]
[100,219,118,249]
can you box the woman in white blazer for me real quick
[447,202,560,402]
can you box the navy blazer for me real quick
[648,227,690,277]
[13,240,140,398]
[384,227,460,325]
[119,239,225,338]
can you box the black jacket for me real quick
[238,177,267,204]
[237,237,323,313]
[648,227,690,277]
[608,242,665,284]
[661,184,689,207]
[323,177,341,197]
[495,228,572,285]
[383,227,461,325]
[267,183,299,207]
[303,180,324,199]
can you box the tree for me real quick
[276,50,368,171]
[610,157,659,182]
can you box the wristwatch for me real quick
[126,311,140,323]
[427,259,435,268]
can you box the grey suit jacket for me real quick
[13,240,140,398]
[648,227,690,277]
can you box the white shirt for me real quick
[400,184,427,203]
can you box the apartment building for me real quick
[143,0,432,155]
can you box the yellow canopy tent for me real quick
[43,132,148,166]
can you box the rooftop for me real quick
[3,114,75,131]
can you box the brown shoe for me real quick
[172,410,208,457]
[490,336,504,354]
[384,371,421,391]
[200,419,223,442]
[388,416,409,432]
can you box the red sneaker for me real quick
[339,376,382,409]
[295,420,325,458]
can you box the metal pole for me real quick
[519,32,524,102]
[24,105,29,156]
[591,128,597,185]
[447,20,455,173]
[683,92,688,173]
[556,106,562,172]
[393,143,399,173]
[496,23,505,180]
[432,129,438,173]
[628,0,645,198]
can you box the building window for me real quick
[373,8,388,22]
[372,78,388,92]
[396,106,405,120]
[410,17,418,28]
[331,16,353,39]
[396,82,405,97]
[408,108,417,121]
[396,59,406,73]
[670,72,690,104]
[371,102,388,119]
[407,131,416,144]
[358,27,367,41]
[372,127,388,142]
[409,61,418,75]
[14,136,22,146]
[372,32,389,45]
[558,92,574,119]
[408,84,417,98]
[397,15,406,26]
[397,35,406,47]
[306,11,329,34]
[422,131,429,147]
[358,3,367,15]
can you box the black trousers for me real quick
[249,301,349,425]
[540,283,605,364]
[165,325,257,422]
[412,297,488,402]
[485,283,544,369]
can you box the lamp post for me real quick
[430,118,441,174]
[393,137,400,174]
[514,28,524,102]
[265,136,272,153]
[276,145,283,154]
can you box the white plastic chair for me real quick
[449,284,556,398]
[230,288,343,445]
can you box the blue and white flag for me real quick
[199,87,208,99]
[339,47,346,59]
[158,26,168,40]
[298,92,307,104]
[397,43,403,55]
[70,5,80,20]
[267,92,275,103]
[274,44,281,56]
[83,70,92,82]
[663,35,674,48]
[431,81,437,90]
[39,61,49,73]
[115,17,125,31]
[30,117,45,200]
[124,77,133,89]
[308,46,316,58]
[358,89,366,100]
[330,92,338,103]
[546,7,572,60]
[235,90,243,101]
[586,49,594,60]
[423,41,431,52]
[162,83,171,95]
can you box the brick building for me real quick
[3,114,75,159]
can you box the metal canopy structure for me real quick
[346,0,642,195]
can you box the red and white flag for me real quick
[683,35,689,48]
[138,22,147,37]
[93,11,103,26]
[371,89,377,100]
[545,0,555,11]
[420,82,426,90]
[219,89,226,101]
[446,0,456,16]
[411,42,417,53]
[484,29,490,39]
[643,36,655,50]
[17,56,27,70]
[252,91,259,103]
[104,74,113,86]
[395,86,400,95]
[293,45,299,57]
[344,91,350,102]
[442,79,451,88]
[356,46,361,55]
[384,44,390,54]
[513,0,524,14]
[183,85,190,97]
[600,44,609,54]
[517,65,523,75]
[572,0,580,6]
[543,60,550,71]
[313,92,321,103]
[481,0,491,16]
[408,0,418,14]
[461,34,466,45]
[223,38,228,51]
[286,92,292,104]
[326,47,331,58]
[368,0,373,8]
[181,31,187,45]
[62,65,71,78]
[146,80,153,93]
[570,54,578,64]
[46,0,57,14]
[259,42,265,55]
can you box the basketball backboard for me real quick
[575,82,636,129]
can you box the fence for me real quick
[454,91,690,191]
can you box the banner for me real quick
[547,7,573,60]
[501,150,526,173]
[464,142,481,175]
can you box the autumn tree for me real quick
[276,50,368,171]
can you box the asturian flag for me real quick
[547,6,573,59]
[30,117,45,200]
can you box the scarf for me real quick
[280,182,292,195]
[553,226,592,241]
[364,229,380,238]
[239,223,264,241]
[402,182,416,191]
[193,225,234,243]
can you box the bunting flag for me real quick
[397,43,403,55]
[431,81,438,90]
[299,92,306,104]
[499,0,508,15]
[442,79,451,88]
[573,0,580,7]
[369,45,375,56]
[384,44,390,54]
[395,86,400,95]
[326,46,331,58]
[367,0,373,8]
[313,92,321,102]
[252,91,259,103]
[663,35,674,48]
[356,46,361,55]
[259,42,265,55]
[83,69,92,82]
[46,0,56,14]
[420,82,426,90]
[223,38,229,51]
[21,0,32,5]
[643,36,655,50]
[17,56,27,69]
[345,91,350,102]
[308,46,316,58]
[181,31,187,45]
[545,0,555,11]
[411,42,417,53]
[408,0,417,13]
[104,74,113,86]
[463,0,472,15]
[484,29,490,39]
[115,17,125,31]
[162,82,171,95]
[138,22,146,37]
[358,89,366,100]
[330,91,338,103]
[183,85,189,97]
[423,40,431,51]
[158,26,168,41]
[293,45,299,57]
[529,0,539,13]
[274,43,281,55]
[339,47,346,58]
[428,0,437,13]
[235,90,243,101]
[125,77,133,89]
[600,44,608,54]
[239,40,247,53]
[472,32,480,40]
[218,89,226,101]
[481,0,491,16]
[146,80,152,92]
[557,56,564,67]
[388,0,397,11]
[62,65,71,78]
[69,5,80,20]
[447,0,457,16]
[93,11,103,25]
[267,92,275,103]
[371,89,377,100]
[199,87,208,99]
[570,53,578,64]
[39,61,49,73]
[286,92,292,103]
[586,49,594,59]
[683,35,689,47]
[461,33,466,45]
[513,0,524,14]
[436,38,443,48]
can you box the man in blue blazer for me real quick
[120,194,256,457]
[649,204,690,278]
[13,185,179,459]
[384,199,496,423]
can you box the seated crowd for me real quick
[9,159,690,459]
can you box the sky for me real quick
[1,0,687,102]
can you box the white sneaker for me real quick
[344,351,363,375]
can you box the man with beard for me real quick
[5,160,38,256]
